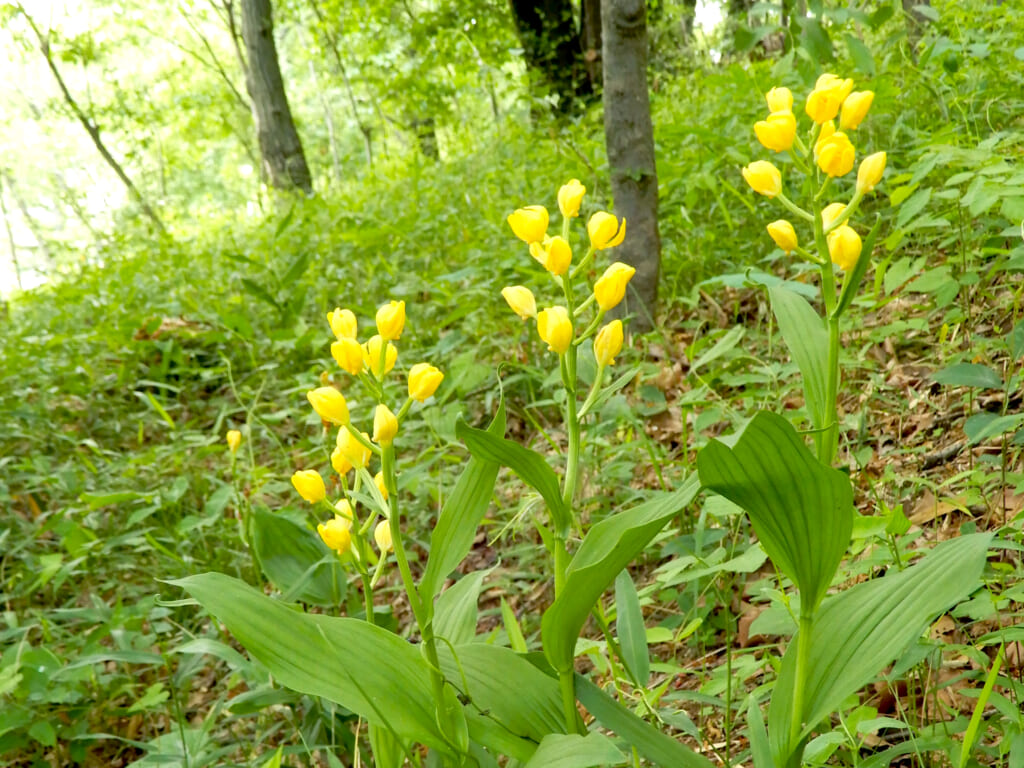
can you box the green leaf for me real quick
[168,573,455,756]
[501,596,529,653]
[747,699,773,768]
[259,746,283,768]
[844,33,876,75]
[964,412,1024,445]
[931,363,1003,389]
[524,733,624,768]
[614,570,649,685]
[542,476,700,672]
[575,675,714,768]
[769,287,829,433]
[698,411,853,612]
[420,402,504,603]
[457,417,571,535]
[799,17,834,65]
[434,570,488,646]
[834,215,883,320]
[768,534,992,762]
[28,719,56,748]
[251,509,347,606]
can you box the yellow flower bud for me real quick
[226,429,242,453]
[374,471,389,502]
[331,447,352,476]
[331,337,364,376]
[741,161,782,198]
[373,404,398,446]
[806,74,854,123]
[765,86,793,113]
[557,179,586,218]
[374,519,393,553]
[291,470,326,504]
[375,300,405,341]
[827,225,863,271]
[856,151,887,194]
[318,515,352,554]
[408,362,444,402]
[327,308,357,340]
[530,235,572,275]
[766,220,798,253]
[593,319,624,367]
[821,202,846,229]
[839,90,874,131]
[536,306,573,354]
[507,205,549,244]
[587,211,627,250]
[307,386,350,426]
[594,262,637,311]
[501,285,537,320]
[816,132,855,177]
[813,120,836,162]
[363,335,398,379]
[754,110,797,153]
[334,499,356,528]
[337,427,371,471]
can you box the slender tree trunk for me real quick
[581,0,603,88]
[902,0,930,53]
[0,168,53,268]
[0,172,23,291]
[17,5,165,234]
[601,0,659,332]
[240,0,313,193]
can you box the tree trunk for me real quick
[581,0,602,89]
[902,0,930,53]
[240,0,313,193]
[508,0,593,114]
[0,171,23,292]
[601,0,659,332]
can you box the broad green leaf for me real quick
[844,33,876,75]
[574,675,714,768]
[698,411,853,612]
[614,570,649,685]
[964,412,1024,444]
[747,699,773,768]
[931,363,1003,389]
[542,476,700,672]
[251,509,347,606]
[434,569,488,646]
[258,746,283,768]
[421,403,504,603]
[690,325,745,372]
[769,287,829,433]
[369,723,406,768]
[833,215,883,320]
[457,417,571,535]
[524,733,624,768]
[440,643,565,744]
[168,573,455,756]
[768,534,992,763]
[501,596,529,653]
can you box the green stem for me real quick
[775,192,814,223]
[789,613,815,757]
[814,201,841,466]
[559,668,580,735]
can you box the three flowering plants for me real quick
[174,73,995,768]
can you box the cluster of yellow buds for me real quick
[290,302,443,563]
[741,74,888,274]
[503,180,633,369]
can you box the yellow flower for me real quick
[374,519,393,553]
[307,386,350,426]
[816,132,855,177]
[839,91,874,131]
[821,202,846,229]
[507,205,549,244]
[537,306,573,354]
[587,211,626,250]
[331,447,352,476]
[558,179,586,218]
[226,429,242,453]
[337,427,371,471]
[827,225,863,271]
[318,515,352,554]
[593,319,624,367]
[374,471,389,502]
[856,151,887,194]
[530,236,572,276]
[375,300,405,341]
[291,470,326,504]
[331,338,364,375]
[373,404,398,446]
[501,285,537,320]
[754,110,797,152]
[813,120,836,162]
[327,308,357,340]
[594,262,637,311]
[363,335,398,379]
[408,363,444,401]
[805,74,854,124]
[766,220,798,253]
[765,86,793,113]
[334,499,356,528]
[741,161,782,198]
